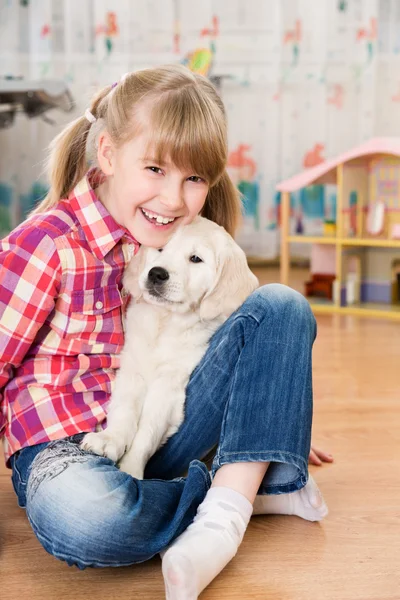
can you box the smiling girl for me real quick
[0,65,329,600]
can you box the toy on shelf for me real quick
[305,274,335,300]
[343,253,361,305]
[296,184,332,237]
[305,244,336,301]
[323,220,336,236]
[391,259,400,304]
[278,137,400,321]
[366,200,386,236]
[390,223,400,239]
[323,186,337,236]
[348,190,358,235]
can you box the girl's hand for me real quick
[309,445,334,466]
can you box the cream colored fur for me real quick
[81,217,258,478]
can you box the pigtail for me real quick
[30,85,113,215]
[201,171,243,237]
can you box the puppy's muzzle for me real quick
[147,266,169,287]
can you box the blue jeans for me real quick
[9,284,316,569]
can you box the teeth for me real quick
[142,208,175,224]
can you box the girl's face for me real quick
[96,130,210,247]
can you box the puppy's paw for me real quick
[81,431,127,463]
[118,454,145,479]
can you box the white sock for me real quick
[252,475,328,521]
[161,486,253,600]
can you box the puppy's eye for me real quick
[158,248,163,253]
[190,255,203,263]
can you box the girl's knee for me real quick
[246,284,316,337]
[26,451,149,568]
[256,283,311,309]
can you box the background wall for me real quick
[1,0,400,258]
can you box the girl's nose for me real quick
[161,195,184,211]
[160,182,185,212]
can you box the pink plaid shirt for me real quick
[0,170,139,467]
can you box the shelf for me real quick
[308,299,337,313]
[288,236,400,248]
[340,238,400,248]
[309,301,400,321]
[288,236,336,244]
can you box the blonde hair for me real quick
[32,64,242,236]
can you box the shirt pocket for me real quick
[61,285,124,345]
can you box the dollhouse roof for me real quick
[276,137,400,193]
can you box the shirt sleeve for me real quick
[0,225,62,435]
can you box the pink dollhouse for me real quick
[277,137,400,320]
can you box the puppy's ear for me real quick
[122,247,147,300]
[200,239,259,322]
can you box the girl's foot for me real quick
[162,486,252,600]
[252,475,328,521]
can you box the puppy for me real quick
[81,216,259,478]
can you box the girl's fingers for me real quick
[309,449,322,465]
[309,446,334,465]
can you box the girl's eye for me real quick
[187,175,205,184]
[190,255,203,263]
[147,166,163,175]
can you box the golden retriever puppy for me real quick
[81,216,258,478]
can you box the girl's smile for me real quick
[140,207,178,227]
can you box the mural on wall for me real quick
[283,18,301,67]
[227,144,260,238]
[2,0,400,258]
[182,15,218,77]
[96,11,119,57]
[303,144,326,169]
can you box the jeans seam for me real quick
[217,449,307,461]
[214,449,308,467]
[189,314,260,382]
[212,450,309,489]
[231,312,262,327]
[190,462,211,492]
[233,316,308,349]
[245,287,316,342]
[12,456,27,489]
[216,313,261,456]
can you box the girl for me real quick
[0,64,330,599]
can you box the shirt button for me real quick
[95,300,103,309]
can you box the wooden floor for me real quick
[1,269,399,599]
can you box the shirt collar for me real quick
[68,169,140,259]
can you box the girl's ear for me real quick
[122,247,148,300]
[97,130,115,176]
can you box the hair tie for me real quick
[85,72,129,124]
[111,73,129,91]
[84,108,97,124]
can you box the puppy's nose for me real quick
[148,266,169,285]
